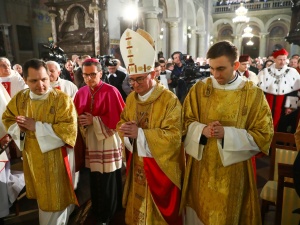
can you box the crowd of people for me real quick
[1,27,300,225]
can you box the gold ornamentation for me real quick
[50,106,55,114]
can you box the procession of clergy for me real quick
[0,27,299,225]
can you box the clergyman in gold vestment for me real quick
[2,59,78,225]
[118,28,183,225]
[181,41,274,225]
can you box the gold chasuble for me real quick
[181,78,273,225]
[118,84,183,225]
[2,89,78,211]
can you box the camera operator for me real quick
[170,51,187,102]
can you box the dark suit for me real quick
[60,68,74,82]
[104,70,127,101]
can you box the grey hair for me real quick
[46,60,61,71]
[0,57,10,65]
[13,64,21,70]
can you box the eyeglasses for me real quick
[82,72,97,78]
[128,75,149,85]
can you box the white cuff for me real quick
[124,137,133,153]
[35,121,64,153]
[136,128,152,157]
[7,123,24,151]
[218,127,260,166]
[184,121,206,160]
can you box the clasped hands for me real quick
[16,116,36,132]
[78,112,93,127]
[202,121,224,139]
[118,121,138,139]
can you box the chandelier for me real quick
[246,39,254,46]
[232,3,249,23]
[242,25,253,38]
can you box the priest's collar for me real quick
[138,81,157,102]
[228,73,238,84]
[29,87,52,100]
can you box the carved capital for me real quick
[165,17,181,27]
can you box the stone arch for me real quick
[196,7,206,31]
[266,19,290,55]
[212,19,234,38]
[187,0,197,26]
[264,14,291,32]
[236,17,264,35]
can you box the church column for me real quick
[49,13,57,43]
[91,1,101,56]
[188,26,197,58]
[143,7,162,54]
[259,32,268,57]
[0,24,13,60]
[197,31,206,58]
[165,17,181,55]
[232,34,239,50]
[289,43,300,56]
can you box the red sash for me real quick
[143,157,182,225]
[2,82,11,96]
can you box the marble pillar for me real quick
[165,17,181,55]
[197,31,206,58]
[188,28,197,58]
[145,11,160,53]
[91,2,101,56]
[259,32,268,57]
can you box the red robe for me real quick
[74,81,125,129]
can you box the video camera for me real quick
[171,54,211,103]
[43,43,67,65]
[181,54,210,82]
[96,55,115,77]
[172,54,210,88]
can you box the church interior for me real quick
[1,0,300,225]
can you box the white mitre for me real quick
[120,28,156,76]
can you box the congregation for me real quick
[1,27,300,225]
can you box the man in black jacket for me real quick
[104,60,127,101]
